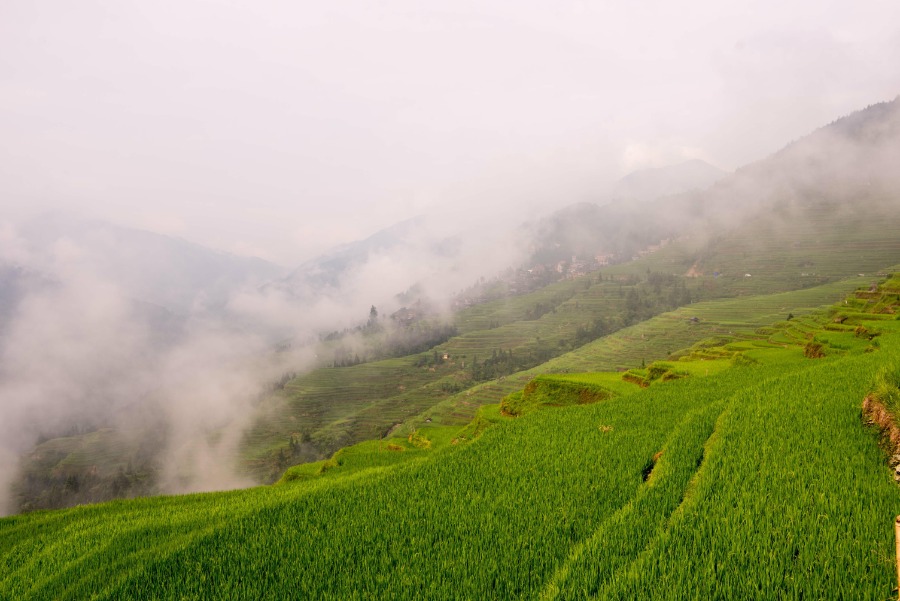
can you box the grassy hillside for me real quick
[242,239,891,485]
[409,277,868,429]
[4,275,900,599]
[239,272,701,480]
[242,103,900,479]
[12,99,900,514]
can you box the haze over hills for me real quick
[0,216,294,514]
[283,159,729,304]
[5,96,900,597]
[530,98,900,270]
[253,159,729,325]
[610,158,727,202]
[6,213,286,315]
[3,0,900,594]
[266,215,493,318]
[279,217,432,294]
[239,98,900,477]
[4,98,900,515]
[266,158,732,326]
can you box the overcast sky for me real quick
[2,0,899,264]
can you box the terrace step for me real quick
[539,399,726,599]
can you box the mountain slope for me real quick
[528,98,900,270]
[3,276,900,599]
[5,98,900,597]
[8,98,900,514]
[249,97,900,477]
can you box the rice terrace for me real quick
[7,269,900,599]
[4,4,900,599]
[7,101,900,598]
[7,101,900,600]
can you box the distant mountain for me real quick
[268,214,479,315]
[524,201,664,266]
[277,162,727,308]
[12,214,286,314]
[523,160,727,265]
[529,99,900,268]
[611,159,727,202]
[665,96,900,234]
[278,217,433,295]
[729,97,900,207]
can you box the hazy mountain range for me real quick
[610,158,727,201]
[0,157,734,330]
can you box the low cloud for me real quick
[0,224,296,515]
[0,203,533,515]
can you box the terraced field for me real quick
[24,183,900,496]
[7,98,900,595]
[414,277,870,429]
[240,272,697,477]
[4,277,900,599]
[613,204,900,297]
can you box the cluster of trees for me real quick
[332,347,366,368]
[379,322,458,359]
[524,301,555,321]
[413,349,451,368]
[327,305,459,368]
[270,431,318,481]
[574,316,614,347]
[623,273,693,326]
[468,347,556,382]
[525,288,579,321]
[451,265,570,310]
[440,380,464,393]
[412,348,550,382]
[16,458,156,513]
[267,371,298,392]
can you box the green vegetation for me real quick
[8,99,900,597]
[239,269,711,481]
[22,180,900,505]
[500,375,615,416]
[5,275,900,599]
[14,426,159,512]
[870,366,900,415]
